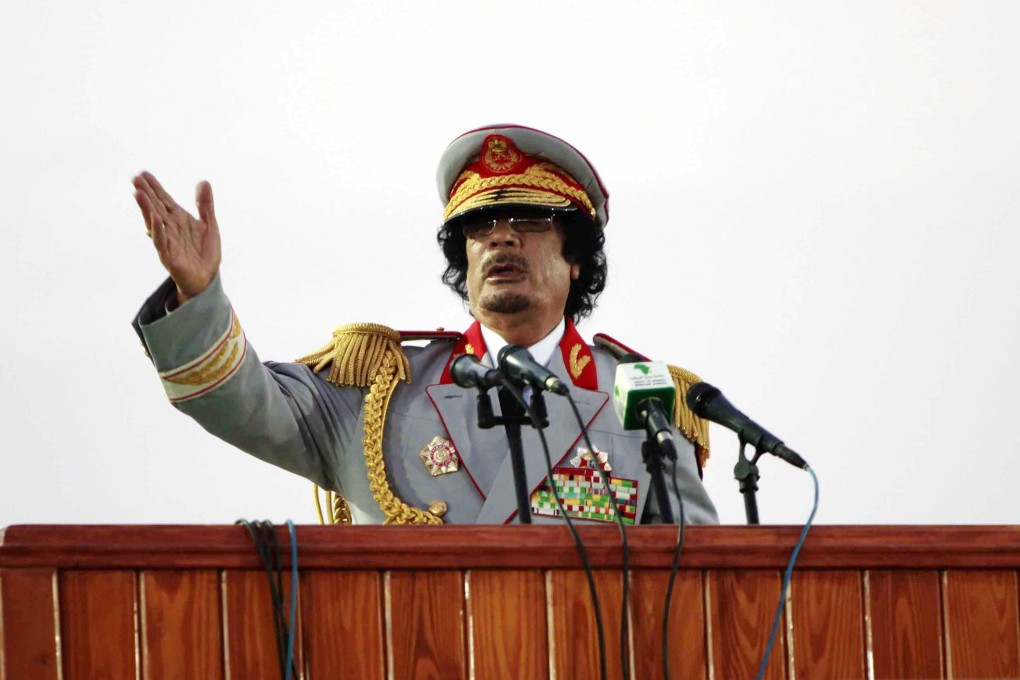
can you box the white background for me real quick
[2,1,1017,528]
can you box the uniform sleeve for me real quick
[133,275,363,491]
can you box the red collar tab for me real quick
[559,318,598,391]
[440,319,597,390]
[439,321,487,385]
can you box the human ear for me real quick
[570,262,581,280]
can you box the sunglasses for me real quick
[461,215,556,240]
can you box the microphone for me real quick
[613,354,678,459]
[685,382,808,469]
[450,354,504,390]
[497,345,569,395]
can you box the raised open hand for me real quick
[133,171,222,304]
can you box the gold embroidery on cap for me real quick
[482,136,523,173]
[444,163,596,221]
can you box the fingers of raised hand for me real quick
[150,210,169,257]
[132,174,169,223]
[139,171,180,211]
[133,183,177,245]
[134,189,154,236]
[195,181,217,227]
[133,173,210,243]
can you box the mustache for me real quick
[482,253,529,276]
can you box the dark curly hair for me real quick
[437,211,608,323]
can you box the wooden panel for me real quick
[547,569,625,680]
[790,570,865,677]
[467,570,547,679]
[4,527,1020,680]
[867,569,943,679]
[387,570,466,680]
[60,570,138,680]
[0,568,59,680]
[629,569,706,680]
[7,525,1020,571]
[301,570,384,680]
[943,569,1020,678]
[223,570,304,680]
[707,569,786,679]
[140,570,223,680]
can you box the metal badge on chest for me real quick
[419,436,460,477]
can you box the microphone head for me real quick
[449,354,477,389]
[450,353,500,390]
[498,344,569,394]
[496,345,529,382]
[496,344,525,366]
[613,360,676,430]
[685,381,787,456]
[685,382,721,416]
[686,381,752,435]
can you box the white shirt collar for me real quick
[479,318,566,368]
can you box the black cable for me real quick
[266,521,299,680]
[238,521,285,677]
[237,519,299,680]
[264,521,291,677]
[502,382,608,680]
[261,522,289,678]
[660,458,687,680]
[565,393,631,680]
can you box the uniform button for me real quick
[428,500,448,517]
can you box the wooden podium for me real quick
[2,525,1019,679]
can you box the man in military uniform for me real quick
[132,125,718,525]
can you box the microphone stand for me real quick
[475,386,550,524]
[734,441,761,525]
[636,400,678,524]
[641,440,676,524]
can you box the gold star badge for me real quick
[420,436,460,477]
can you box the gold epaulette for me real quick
[296,322,443,526]
[296,322,412,388]
[667,365,711,469]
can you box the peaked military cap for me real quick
[437,124,610,229]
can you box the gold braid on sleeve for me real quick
[668,365,711,468]
[312,484,352,525]
[330,491,352,524]
[297,323,443,525]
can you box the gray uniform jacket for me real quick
[134,275,718,525]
